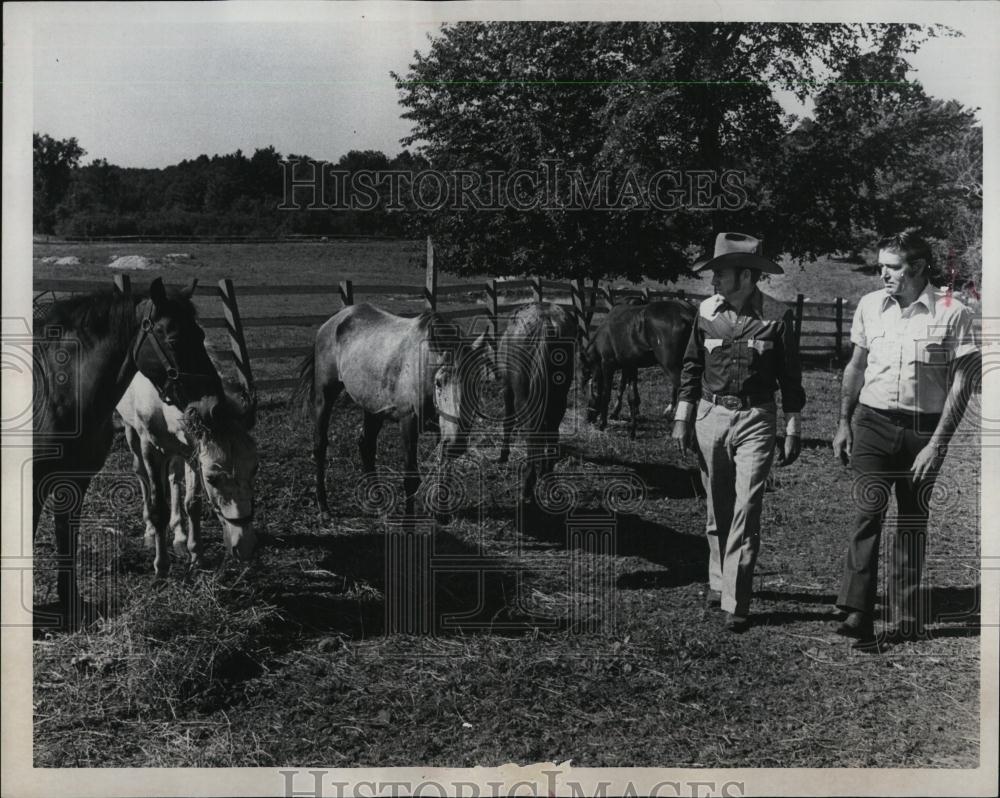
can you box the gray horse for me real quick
[497,303,576,505]
[295,303,491,520]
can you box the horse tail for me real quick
[292,346,316,420]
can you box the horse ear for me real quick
[149,278,167,307]
[179,278,199,300]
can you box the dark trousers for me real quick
[837,405,941,628]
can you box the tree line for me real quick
[35,21,981,288]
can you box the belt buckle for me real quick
[721,395,742,411]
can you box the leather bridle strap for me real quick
[114,299,215,405]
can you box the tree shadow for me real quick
[519,505,708,589]
[568,451,705,501]
[257,521,547,642]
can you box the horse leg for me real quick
[124,425,157,546]
[358,411,384,478]
[183,459,203,566]
[598,365,613,431]
[313,382,342,520]
[168,457,188,559]
[142,442,170,579]
[610,369,625,420]
[52,476,90,628]
[498,383,515,465]
[627,368,641,439]
[400,414,420,518]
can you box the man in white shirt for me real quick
[832,230,980,648]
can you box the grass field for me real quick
[31,241,981,768]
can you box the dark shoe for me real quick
[724,612,750,633]
[836,611,873,640]
[704,589,722,609]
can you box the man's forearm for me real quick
[839,363,865,422]
[931,352,980,446]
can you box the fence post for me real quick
[605,284,616,310]
[486,278,499,362]
[425,236,437,311]
[217,278,255,395]
[676,288,686,303]
[112,274,131,296]
[572,278,589,351]
[642,286,651,303]
[835,296,844,360]
[339,279,354,306]
[794,293,805,352]
[531,276,543,303]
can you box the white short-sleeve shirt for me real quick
[851,284,979,414]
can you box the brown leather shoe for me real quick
[836,611,873,640]
[724,612,750,633]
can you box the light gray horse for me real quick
[295,303,492,520]
[497,303,576,505]
[117,372,258,576]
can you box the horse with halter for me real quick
[581,298,696,439]
[33,278,224,626]
[117,371,258,578]
[295,302,491,520]
[497,303,576,506]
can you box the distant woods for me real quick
[33,137,428,239]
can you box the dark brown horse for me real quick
[581,299,695,439]
[33,278,224,626]
[295,303,491,520]
[497,303,576,505]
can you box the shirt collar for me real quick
[880,282,937,317]
[720,287,763,318]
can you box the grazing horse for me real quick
[33,278,223,624]
[497,303,576,504]
[295,303,490,520]
[117,372,258,577]
[581,299,695,439]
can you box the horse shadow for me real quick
[257,520,551,642]
[566,451,705,501]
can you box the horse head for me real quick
[432,328,494,461]
[133,277,222,413]
[184,399,259,563]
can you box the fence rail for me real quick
[39,236,970,393]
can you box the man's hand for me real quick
[832,419,853,466]
[671,418,694,455]
[911,442,946,483]
[776,434,801,467]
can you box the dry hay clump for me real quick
[35,577,283,725]
[108,255,154,270]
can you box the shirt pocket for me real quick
[704,338,724,353]
[746,337,776,370]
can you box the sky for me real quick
[30,13,997,169]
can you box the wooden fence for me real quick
[33,237,868,395]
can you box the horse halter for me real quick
[117,299,212,406]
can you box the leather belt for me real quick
[863,405,941,429]
[703,390,774,411]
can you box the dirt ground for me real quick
[31,242,981,768]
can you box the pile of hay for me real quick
[108,255,154,270]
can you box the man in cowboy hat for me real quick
[672,232,806,633]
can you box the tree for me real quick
[392,22,941,280]
[776,52,981,285]
[34,133,85,233]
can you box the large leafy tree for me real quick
[393,21,940,281]
[776,52,981,287]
